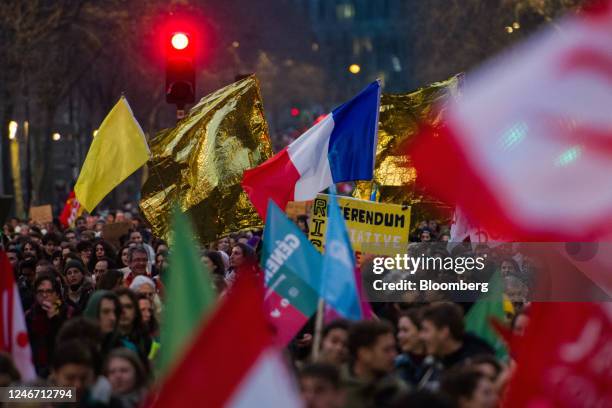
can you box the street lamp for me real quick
[8,121,18,139]
[52,132,61,141]
[349,64,361,74]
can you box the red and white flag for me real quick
[59,190,82,228]
[504,302,612,406]
[0,251,37,381]
[150,274,302,408]
[409,3,612,241]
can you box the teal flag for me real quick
[262,200,322,345]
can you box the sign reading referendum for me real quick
[308,194,411,255]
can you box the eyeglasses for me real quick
[36,289,55,295]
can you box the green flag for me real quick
[465,272,508,360]
[156,208,216,376]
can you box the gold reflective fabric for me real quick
[353,75,460,210]
[140,75,273,244]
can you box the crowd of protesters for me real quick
[0,202,533,407]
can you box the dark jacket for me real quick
[395,352,427,387]
[342,365,409,408]
[64,280,95,316]
[26,302,74,378]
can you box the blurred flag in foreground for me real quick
[262,201,321,345]
[407,4,612,241]
[0,251,36,381]
[156,208,216,377]
[464,272,507,359]
[59,191,83,228]
[321,187,362,320]
[243,81,381,220]
[504,302,612,406]
[75,97,149,212]
[151,274,302,407]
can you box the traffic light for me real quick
[166,30,195,107]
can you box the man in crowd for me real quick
[343,320,408,407]
[419,303,494,389]
[299,363,344,408]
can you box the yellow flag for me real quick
[75,97,150,212]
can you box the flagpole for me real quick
[311,298,325,361]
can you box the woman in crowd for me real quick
[63,259,95,315]
[26,274,74,377]
[114,288,152,367]
[395,308,428,386]
[104,348,149,408]
[137,294,159,339]
[93,239,117,265]
[202,250,226,277]
[225,243,258,283]
[440,367,499,408]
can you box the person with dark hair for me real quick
[6,248,20,271]
[344,320,407,408]
[97,270,125,291]
[440,367,498,408]
[17,258,37,310]
[296,215,310,235]
[42,232,60,261]
[137,294,159,339]
[84,291,124,358]
[117,244,131,270]
[202,250,226,277]
[128,230,155,269]
[93,239,117,265]
[225,243,258,284]
[63,259,94,315]
[49,339,122,407]
[57,317,105,376]
[299,363,344,408]
[0,352,21,386]
[77,240,94,272]
[114,288,152,367]
[418,303,494,391]
[466,354,503,383]
[318,319,350,367]
[21,239,42,261]
[104,348,150,407]
[395,308,428,386]
[93,257,115,283]
[51,249,63,272]
[26,274,74,377]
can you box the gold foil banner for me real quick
[140,76,273,244]
[353,75,460,223]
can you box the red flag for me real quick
[149,273,301,407]
[503,302,612,407]
[0,251,37,380]
[59,190,82,228]
[406,4,612,241]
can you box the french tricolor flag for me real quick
[243,81,381,219]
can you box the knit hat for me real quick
[64,259,86,275]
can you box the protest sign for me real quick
[308,194,411,255]
[102,221,131,248]
[29,205,53,225]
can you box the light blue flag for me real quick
[321,186,363,320]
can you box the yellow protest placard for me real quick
[308,194,411,255]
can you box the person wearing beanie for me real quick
[63,259,95,315]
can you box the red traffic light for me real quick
[171,32,189,50]
[290,107,300,117]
